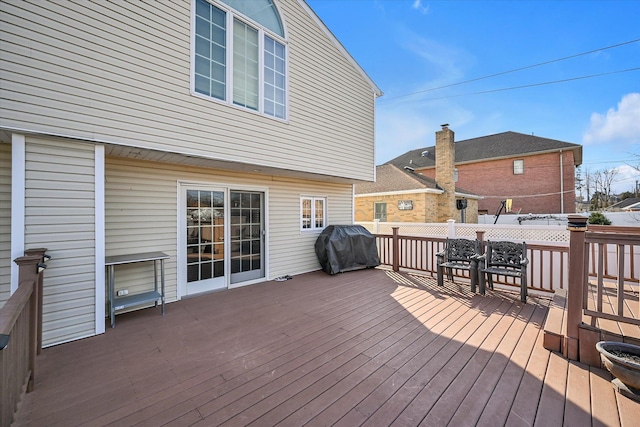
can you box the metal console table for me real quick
[105,251,170,328]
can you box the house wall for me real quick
[355,193,440,223]
[355,193,479,224]
[0,0,376,182]
[24,136,96,346]
[462,199,479,224]
[106,156,354,302]
[0,142,10,307]
[418,151,577,214]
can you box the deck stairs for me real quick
[543,286,640,367]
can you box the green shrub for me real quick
[588,212,611,225]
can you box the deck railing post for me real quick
[13,254,43,392]
[565,215,588,361]
[24,248,48,354]
[476,230,486,253]
[392,227,399,272]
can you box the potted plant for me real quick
[596,341,640,401]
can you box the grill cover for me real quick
[315,225,381,275]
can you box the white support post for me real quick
[94,144,105,335]
[447,219,456,238]
[10,133,26,294]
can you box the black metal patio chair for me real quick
[478,240,529,302]
[436,238,481,293]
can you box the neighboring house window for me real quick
[301,197,326,231]
[513,159,524,174]
[374,202,387,222]
[193,0,287,119]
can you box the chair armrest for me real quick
[474,254,486,261]
[521,257,530,266]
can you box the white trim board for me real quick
[10,133,25,294]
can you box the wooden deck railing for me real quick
[565,218,640,361]
[375,228,569,293]
[0,249,48,427]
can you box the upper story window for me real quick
[513,159,524,175]
[193,0,287,119]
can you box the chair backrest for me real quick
[486,241,527,269]
[445,238,479,263]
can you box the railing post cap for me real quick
[447,219,455,224]
[24,248,48,256]
[567,215,588,231]
[13,254,43,265]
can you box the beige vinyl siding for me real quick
[25,137,95,346]
[106,156,353,299]
[0,142,11,307]
[1,0,376,182]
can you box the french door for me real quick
[229,191,264,285]
[185,188,226,295]
[181,185,265,296]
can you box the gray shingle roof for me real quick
[609,197,640,209]
[386,131,583,169]
[354,164,476,196]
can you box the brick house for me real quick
[355,125,480,223]
[387,131,582,215]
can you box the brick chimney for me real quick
[435,124,456,222]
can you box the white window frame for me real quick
[190,0,288,121]
[374,202,387,222]
[513,159,524,175]
[300,196,327,232]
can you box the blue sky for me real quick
[306,0,640,195]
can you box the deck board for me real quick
[13,268,639,427]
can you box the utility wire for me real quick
[379,67,640,105]
[381,37,640,101]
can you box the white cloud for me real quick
[411,0,430,15]
[583,92,640,146]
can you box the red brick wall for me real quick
[418,151,576,214]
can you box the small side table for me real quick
[105,251,170,328]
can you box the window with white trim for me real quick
[513,159,524,175]
[193,0,287,119]
[374,202,387,222]
[301,197,326,231]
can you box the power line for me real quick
[379,67,640,105]
[381,37,640,101]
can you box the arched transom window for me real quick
[193,0,287,119]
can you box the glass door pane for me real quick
[230,191,264,284]
[186,189,226,294]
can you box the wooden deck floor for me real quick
[14,268,639,426]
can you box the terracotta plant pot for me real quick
[596,341,640,401]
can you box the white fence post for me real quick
[447,219,456,238]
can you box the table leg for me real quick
[109,265,115,328]
[153,260,158,308]
[161,259,165,315]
